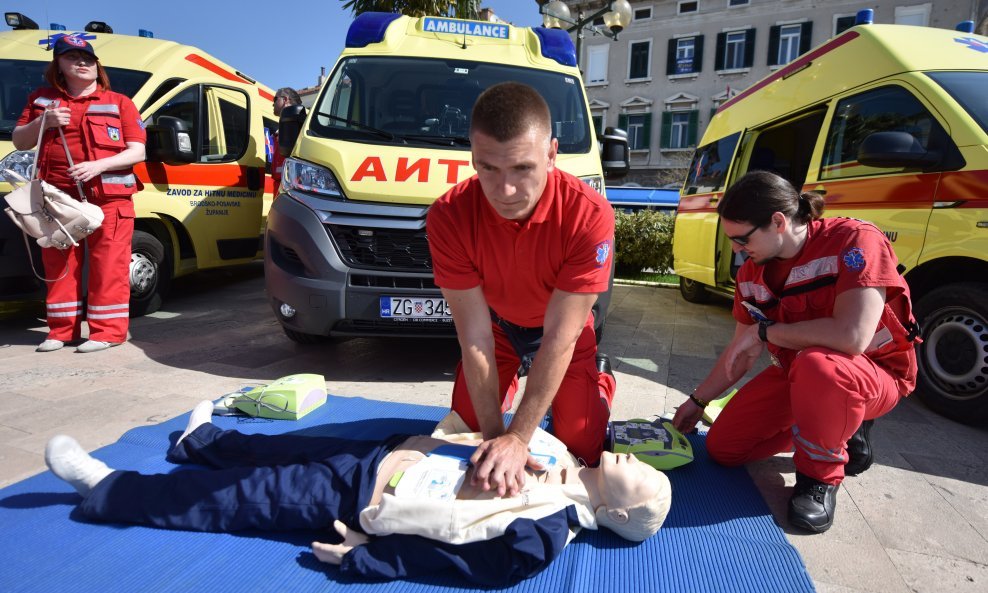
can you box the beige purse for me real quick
[2,110,104,281]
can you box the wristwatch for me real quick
[758,319,775,342]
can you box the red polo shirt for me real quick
[428,167,614,328]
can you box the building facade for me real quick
[565,0,984,185]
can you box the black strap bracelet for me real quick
[688,392,708,409]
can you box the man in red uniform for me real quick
[427,82,616,498]
[672,171,919,532]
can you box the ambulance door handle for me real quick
[709,195,719,204]
[812,186,827,196]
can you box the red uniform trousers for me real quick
[42,195,133,343]
[450,318,616,466]
[706,346,903,485]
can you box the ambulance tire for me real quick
[129,230,170,317]
[679,277,711,304]
[913,283,988,425]
[282,325,330,345]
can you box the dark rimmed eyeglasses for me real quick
[728,223,766,246]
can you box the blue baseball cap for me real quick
[52,35,98,60]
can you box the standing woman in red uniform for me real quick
[12,35,146,353]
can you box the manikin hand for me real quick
[470,431,543,497]
[723,324,765,382]
[311,520,370,565]
[66,160,107,183]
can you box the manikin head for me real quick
[468,81,558,222]
[591,451,672,541]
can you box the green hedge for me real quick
[614,210,675,275]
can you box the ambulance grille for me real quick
[326,225,432,271]
[350,275,438,290]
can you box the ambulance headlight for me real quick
[282,158,345,199]
[580,175,604,194]
[0,150,36,182]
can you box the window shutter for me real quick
[693,35,704,73]
[660,112,672,149]
[715,32,726,70]
[768,25,781,66]
[618,113,628,132]
[743,29,756,68]
[799,22,814,55]
[643,113,653,149]
[667,38,678,75]
[688,110,699,146]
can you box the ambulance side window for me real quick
[201,87,249,162]
[150,86,199,158]
[821,86,953,179]
[683,132,740,195]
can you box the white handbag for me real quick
[2,110,104,281]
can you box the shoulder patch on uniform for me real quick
[842,246,866,272]
[595,240,612,268]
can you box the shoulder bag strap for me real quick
[55,123,90,203]
[29,109,47,182]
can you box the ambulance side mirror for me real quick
[279,105,307,157]
[857,131,941,169]
[601,127,630,179]
[145,116,195,164]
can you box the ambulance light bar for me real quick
[346,12,401,48]
[533,27,577,67]
[5,12,40,30]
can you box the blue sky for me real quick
[3,1,545,90]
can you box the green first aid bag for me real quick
[230,374,327,420]
[609,417,694,470]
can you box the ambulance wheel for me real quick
[129,230,170,317]
[913,283,988,424]
[679,277,711,304]
[282,325,329,344]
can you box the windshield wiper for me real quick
[315,112,406,143]
[400,134,471,147]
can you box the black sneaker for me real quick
[595,353,612,377]
[845,419,874,476]
[788,472,838,533]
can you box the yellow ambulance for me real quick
[1,14,278,315]
[266,13,629,342]
[672,15,988,423]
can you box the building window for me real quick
[592,115,604,135]
[834,15,856,35]
[768,22,812,66]
[895,4,931,26]
[586,44,609,84]
[728,0,750,6]
[619,113,652,149]
[634,7,652,21]
[661,110,698,149]
[716,29,755,70]
[628,40,651,80]
[593,16,605,26]
[667,35,704,75]
[678,1,698,15]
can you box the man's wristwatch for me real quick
[758,319,775,342]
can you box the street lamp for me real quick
[540,1,633,68]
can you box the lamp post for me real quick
[539,1,633,69]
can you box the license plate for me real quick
[380,296,451,319]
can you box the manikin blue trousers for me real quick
[78,424,404,532]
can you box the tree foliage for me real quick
[341,0,481,18]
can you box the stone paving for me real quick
[1,263,986,593]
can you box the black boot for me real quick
[788,472,838,533]
[845,419,874,476]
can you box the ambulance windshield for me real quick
[0,59,151,139]
[310,57,593,153]
[926,71,988,135]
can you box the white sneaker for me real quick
[176,400,215,446]
[36,339,64,352]
[75,340,122,353]
[44,435,113,496]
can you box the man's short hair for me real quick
[275,87,302,105]
[595,466,672,541]
[470,82,551,142]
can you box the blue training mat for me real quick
[0,396,815,593]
